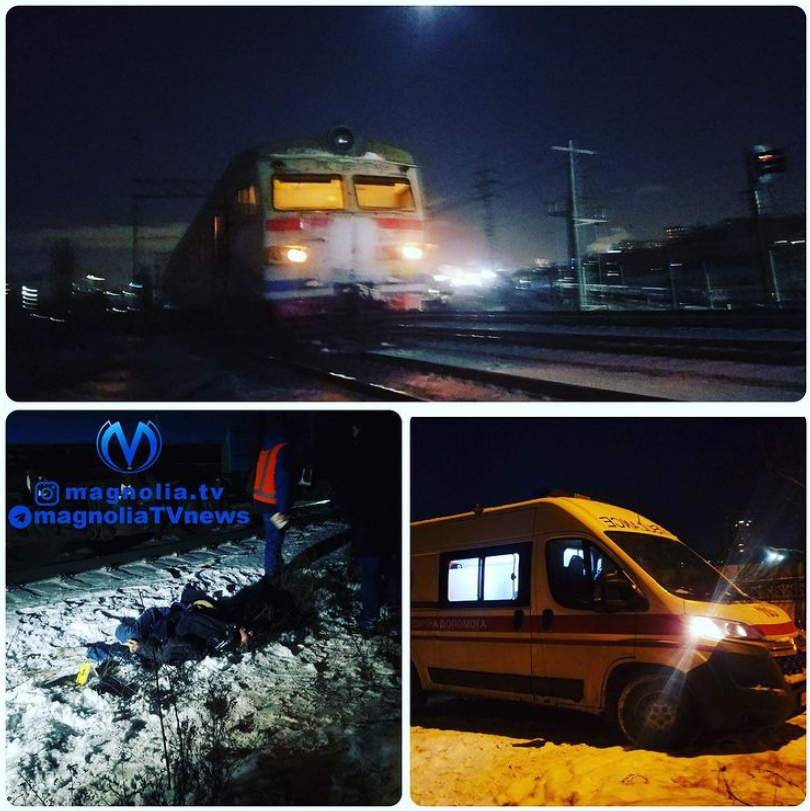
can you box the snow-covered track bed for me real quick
[6,520,402,805]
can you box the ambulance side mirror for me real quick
[602,572,647,612]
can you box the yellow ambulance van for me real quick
[411,495,806,749]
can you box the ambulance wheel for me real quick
[616,673,693,750]
[411,664,426,720]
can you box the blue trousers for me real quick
[262,514,286,576]
[358,553,401,628]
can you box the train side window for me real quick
[273,175,345,211]
[212,214,226,261]
[237,186,257,206]
[354,176,415,211]
[233,186,259,218]
[440,542,531,607]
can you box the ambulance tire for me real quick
[616,673,693,750]
[411,664,426,720]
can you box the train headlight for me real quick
[286,247,308,263]
[401,244,424,260]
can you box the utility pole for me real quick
[473,168,502,269]
[131,178,210,296]
[745,145,786,306]
[549,141,605,310]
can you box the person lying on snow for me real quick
[87,580,297,666]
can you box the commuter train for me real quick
[164,127,429,318]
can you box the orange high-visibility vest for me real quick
[253,442,288,504]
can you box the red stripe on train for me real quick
[376,218,423,230]
[265,216,331,231]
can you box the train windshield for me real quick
[272,174,345,210]
[354,176,415,211]
[606,531,752,603]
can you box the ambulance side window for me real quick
[447,556,480,602]
[440,543,531,607]
[546,538,640,612]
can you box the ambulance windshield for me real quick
[606,531,751,603]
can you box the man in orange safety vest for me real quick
[253,428,294,577]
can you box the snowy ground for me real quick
[411,697,806,806]
[6,519,401,805]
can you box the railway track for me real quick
[7,501,340,586]
[9,304,805,401]
[269,309,804,401]
[267,349,668,401]
[384,324,804,365]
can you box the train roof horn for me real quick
[327,125,358,155]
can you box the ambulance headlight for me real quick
[689,616,760,641]
[286,247,308,263]
[401,244,424,260]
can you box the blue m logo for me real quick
[96,420,163,474]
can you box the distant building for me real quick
[579,215,805,309]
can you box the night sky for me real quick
[6,6,806,279]
[410,418,805,559]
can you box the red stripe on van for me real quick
[412,613,688,636]
[752,620,797,637]
[377,218,423,230]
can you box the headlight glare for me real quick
[401,244,424,260]
[689,616,758,641]
[286,247,308,263]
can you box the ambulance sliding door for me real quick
[426,540,535,701]
[532,535,641,710]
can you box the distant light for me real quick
[86,274,105,282]
[765,550,786,563]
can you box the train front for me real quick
[260,130,429,317]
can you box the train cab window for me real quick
[441,543,531,607]
[354,176,415,210]
[273,174,345,210]
[546,538,645,612]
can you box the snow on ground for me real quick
[411,697,805,806]
[6,520,401,805]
